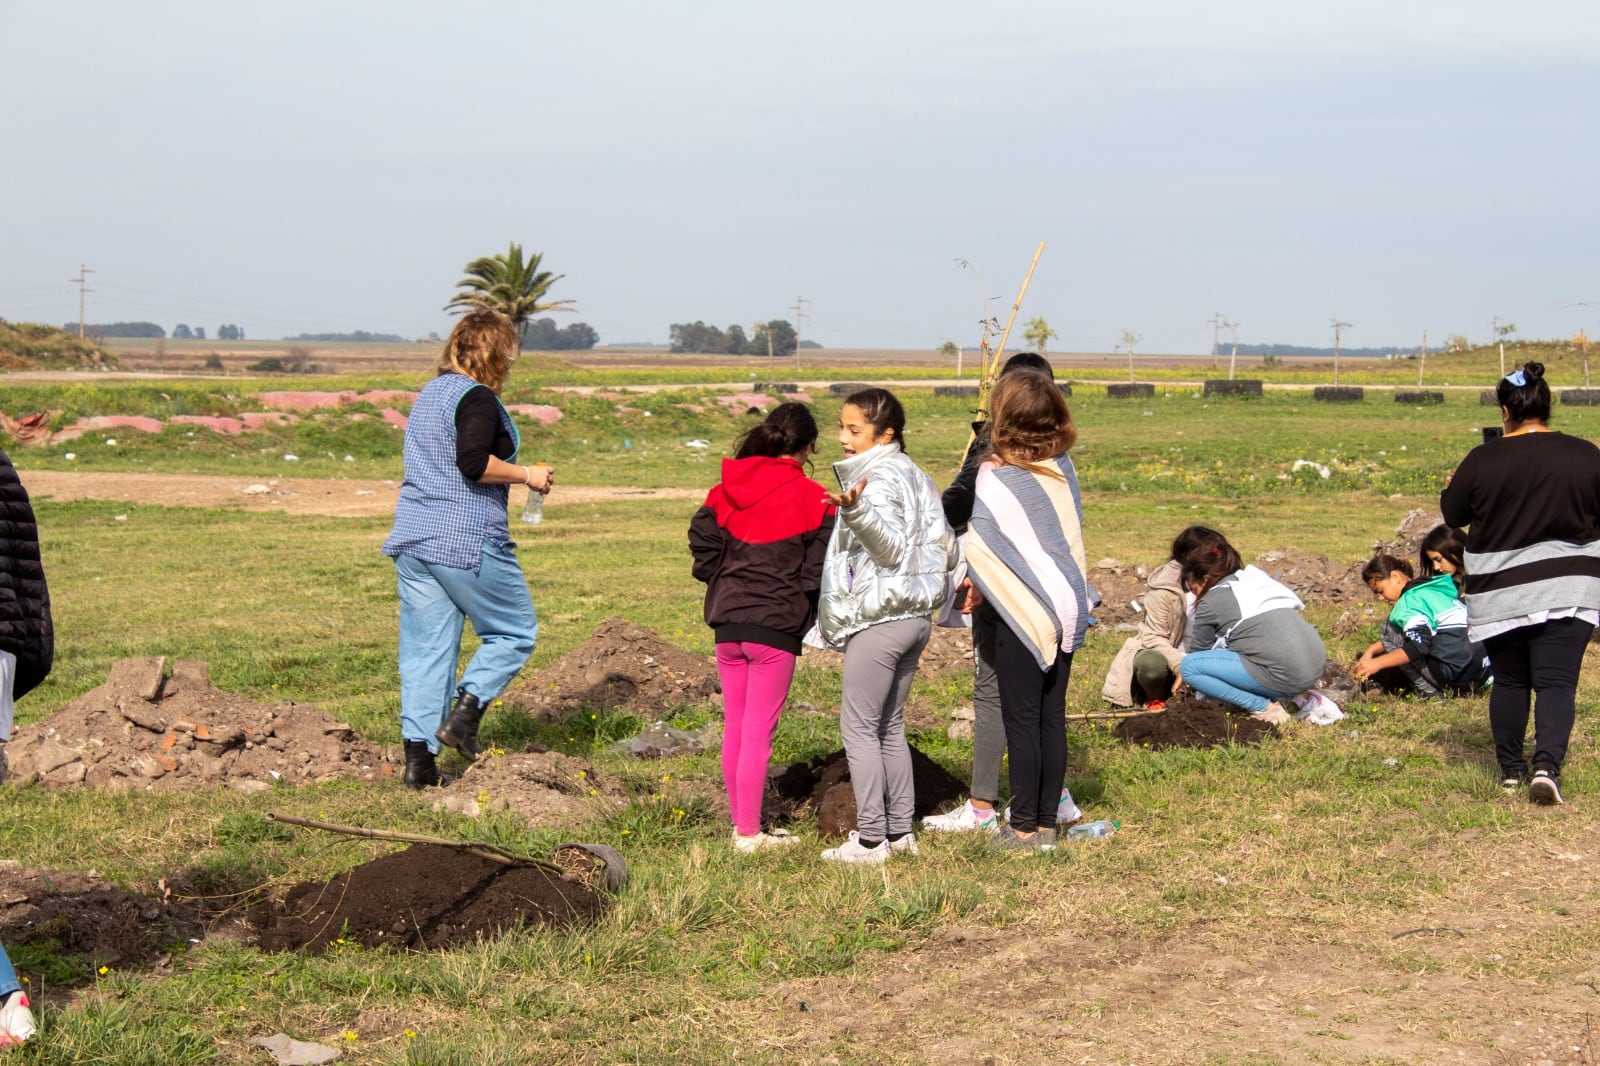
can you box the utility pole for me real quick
[1418,330,1428,388]
[789,296,807,361]
[1331,317,1351,386]
[1223,319,1240,380]
[69,263,95,338]
[1208,312,1225,369]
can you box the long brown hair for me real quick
[987,369,1076,477]
[439,309,520,392]
[1180,536,1243,597]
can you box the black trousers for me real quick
[995,620,1072,832]
[1484,617,1593,778]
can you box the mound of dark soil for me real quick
[0,861,220,985]
[502,617,720,720]
[250,844,604,953]
[1113,693,1278,750]
[768,746,969,838]
[4,658,394,791]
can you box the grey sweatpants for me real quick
[969,605,1005,805]
[841,616,931,840]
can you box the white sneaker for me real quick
[1005,788,1082,827]
[1251,701,1291,725]
[1291,690,1345,725]
[820,831,889,865]
[733,829,799,854]
[0,991,35,1046]
[887,832,919,856]
[922,800,998,833]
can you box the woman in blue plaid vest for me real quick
[382,310,553,788]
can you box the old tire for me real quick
[1312,386,1364,403]
[553,842,629,892]
[1106,383,1155,399]
[1202,379,1263,397]
[1394,390,1444,405]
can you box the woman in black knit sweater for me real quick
[1441,362,1600,805]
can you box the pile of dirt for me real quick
[429,748,623,826]
[1113,693,1279,750]
[503,617,720,720]
[249,843,604,953]
[767,746,969,837]
[0,861,215,982]
[1251,547,1370,606]
[1085,560,1158,631]
[1255,511,1447,609]
[1369,508,1447,565]
[3,658,395,791]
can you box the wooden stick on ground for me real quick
[266,812,564,875]
[1065,709,1149,721]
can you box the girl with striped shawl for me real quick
[964,370,1090,851]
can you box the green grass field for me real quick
[1,356,1598,1063]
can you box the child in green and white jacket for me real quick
[1355,554,1491,697]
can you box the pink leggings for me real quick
[716,641,797,836]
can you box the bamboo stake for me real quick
[266,812,565,875]
[976,241,1047,417]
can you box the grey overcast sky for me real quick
[2,1,1597,353]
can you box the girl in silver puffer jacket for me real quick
[817,389,957,865]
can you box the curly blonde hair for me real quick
[987,369,1076,476]
[438,309,520,392]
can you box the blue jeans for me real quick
[0,940,18,999]
[1180,649,1292,713]
[395,541,537,751]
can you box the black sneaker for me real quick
[1499,773,1526,794]
[1529,770,1564,806]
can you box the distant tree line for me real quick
[66,321,165,338]
[520,318,599,350]
[1229,342,1420,359]
[288,331,406,343]
[669,319,801,356]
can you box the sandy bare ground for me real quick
[21,470,700,517]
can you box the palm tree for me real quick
[445,243,574,343]
[1023,316,1057,355]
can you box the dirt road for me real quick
[21,471,701,517]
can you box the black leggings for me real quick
[1484,617,1593,778]
[995,620,1072,832]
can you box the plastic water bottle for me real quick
[521,488,543,524]
[520,463,550,525]
[1066,819,1118,840]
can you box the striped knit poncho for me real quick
[965,455,1090,671]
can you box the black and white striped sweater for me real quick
[1440,431,1600,630]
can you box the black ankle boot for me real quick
[402,740,453,789]
[435,689,486,761]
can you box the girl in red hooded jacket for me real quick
[690,403,836,853]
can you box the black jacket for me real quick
[0,447,52,699]
[940,421,990,534]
